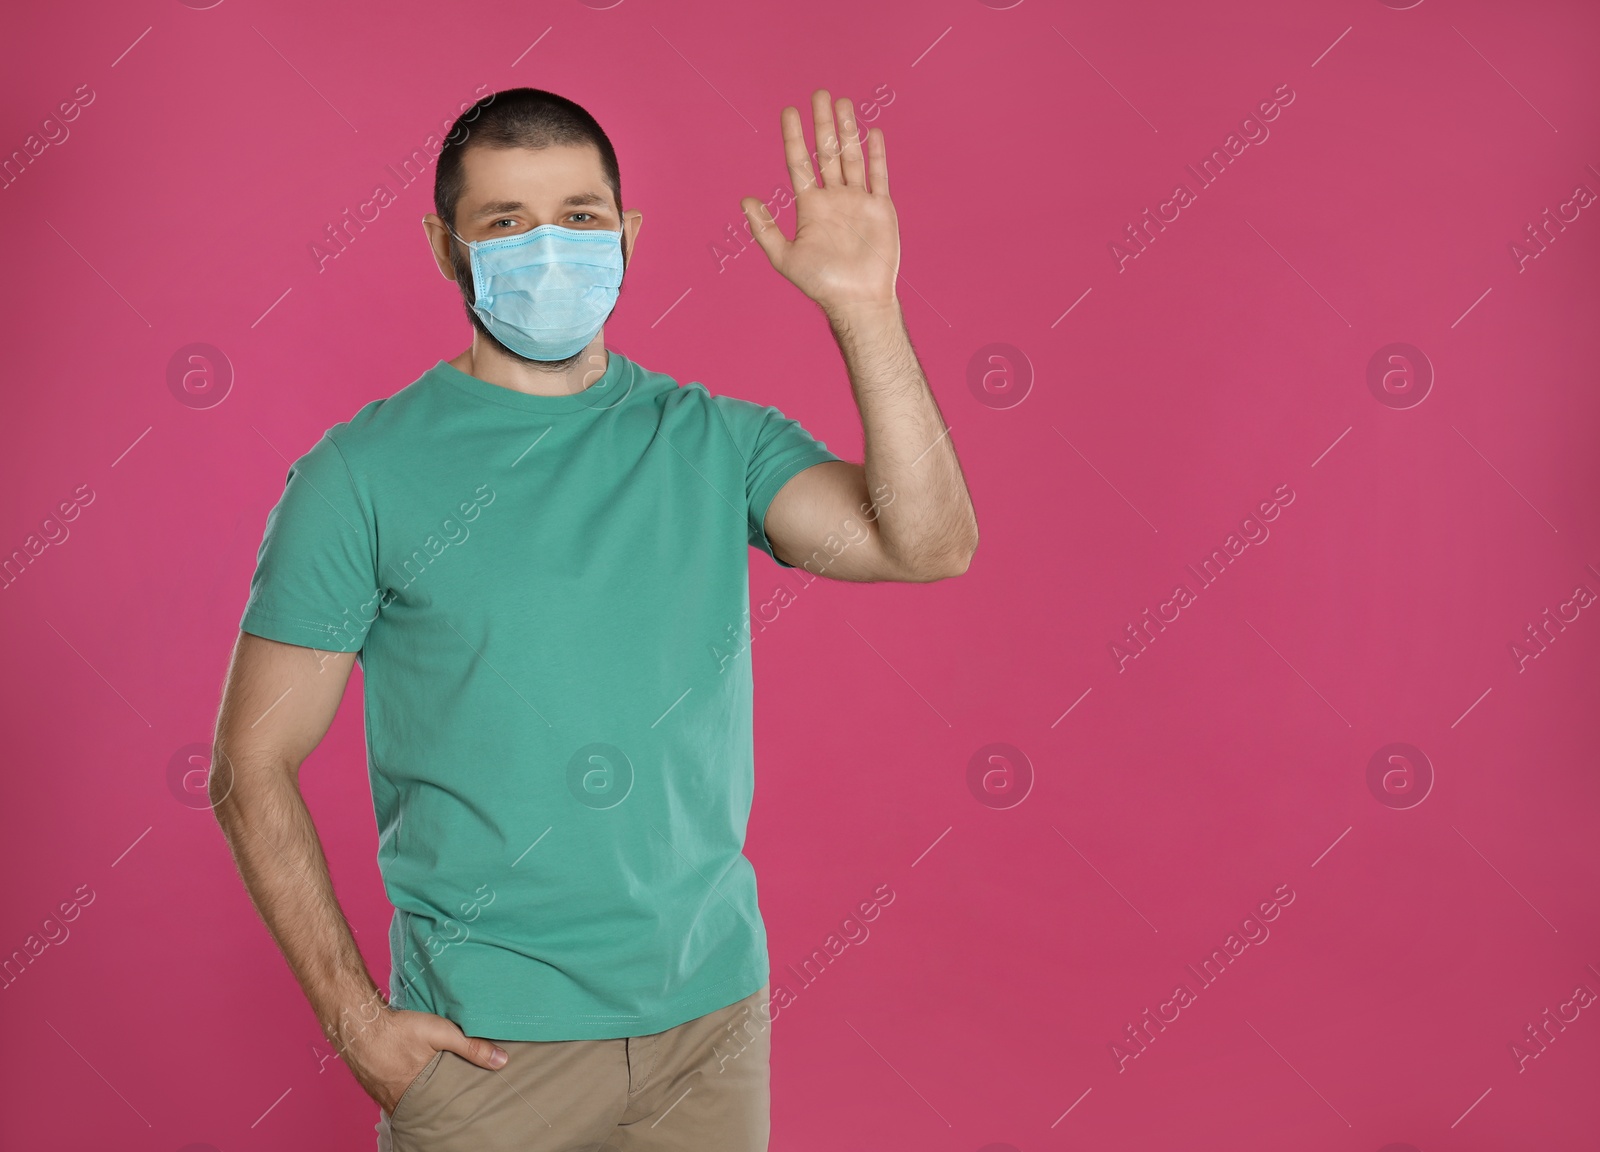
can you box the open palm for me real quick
[741,90,900,315]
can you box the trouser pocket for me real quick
[391,1050,446,1123]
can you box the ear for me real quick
[422,214,459,282]
[621,209,643,268]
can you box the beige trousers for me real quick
[376,983,771,1152]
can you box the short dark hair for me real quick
[433,87,623,233]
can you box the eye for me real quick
[569,213,593,224]
[491,217,520,229]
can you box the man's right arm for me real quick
[209,630,507,1113]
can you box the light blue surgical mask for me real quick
[449,223,625,362]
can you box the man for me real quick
[210,86,977,1152]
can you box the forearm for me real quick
[827,300,978,575]
[211,752,384,1055]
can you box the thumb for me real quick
[740,198,788,266]
[431,1020,508,1070]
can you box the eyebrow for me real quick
[470,193,611,219]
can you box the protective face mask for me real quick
[450,223,625,361]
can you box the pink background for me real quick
[3,0,1598,1149]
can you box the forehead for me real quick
[456,142,614,219]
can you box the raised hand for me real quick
[741,89,900,316]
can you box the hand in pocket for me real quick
[342,1006,508,1114]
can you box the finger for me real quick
[811,88,843,188]
[431,1020,508,1070]
[835,98,865,187]
[866,127,889,198]
[741,197,790,266]
[780,105,817,195]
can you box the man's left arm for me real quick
[744,89,979,584]
[763,300,977,582]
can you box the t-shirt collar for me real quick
[430,349,632,415]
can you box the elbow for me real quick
[206,741,268,823]
[206,744,235,818]
[938,520,980,579]
[900,532,978,583]
[922,551,974,582]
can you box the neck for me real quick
[450,331,610,398]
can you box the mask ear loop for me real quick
[444,226,486,303]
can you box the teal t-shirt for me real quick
[238,349,840,1040]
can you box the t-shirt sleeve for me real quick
[710,394,843,568]
[238,432,379,653]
